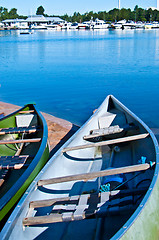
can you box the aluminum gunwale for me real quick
[0,104,49,217]
[1,95,158,239]
[109,95,159,240]
[0,96,111,239]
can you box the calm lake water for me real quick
[1,29,159,127]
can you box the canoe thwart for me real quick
[37,161,155,186]
[23,188,146,226]
[0,126,42,135]
[83,123,139,141]
[18,110,35,114]
[0,138,41,145]
[0,155,29,170]
[62,133,149,153]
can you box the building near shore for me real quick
[2,19,28,29]
[2,15,64,29]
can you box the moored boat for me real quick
[1,95,159,239]
[69,22,79,30]
[0,103,49,225]
[93,18,110,29]
[61,22,72,30]
[77,23,89,30]
[20,30,33,35]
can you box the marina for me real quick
[1,5,159,238]
[1,29,159,127]
[1,17,159,31]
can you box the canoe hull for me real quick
[116,163,159,240]
[1,95,159,239]
[0,104,49,223]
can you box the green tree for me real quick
[8,8,18,19]
[0,7,9,20]
[134,5,138,12]
[36,6,45,15]
[119,8,130,20]
[145,8,153,22]
[153,9,159,21]
[108,8,120,22]
[61,14,71,22]
[98,11,107,21]
[137,8,146,21]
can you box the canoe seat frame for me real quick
[83,123,139,141]
[0,155,29,170]
[0,126,41,135]
[23,188,147,226]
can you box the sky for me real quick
[0,0,157,16]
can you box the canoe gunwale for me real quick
[1,95,158,240]
[109,95,159,240]
[0,103,49,215]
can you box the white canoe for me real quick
[1,95,159,240]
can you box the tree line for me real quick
[1,5,159,22]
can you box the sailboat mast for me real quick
[118,0,121,9]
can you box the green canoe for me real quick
[0,103,49,224]
[1,95,159,240]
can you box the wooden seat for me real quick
[0,126,41,135]
[0,155,29,170]
[23,188,147,226]
[83,123,139,141]
[84,125,124,141]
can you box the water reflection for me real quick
[1,30,159,127]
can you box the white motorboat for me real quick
[93,18,109,29]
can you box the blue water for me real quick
[1,29,159,127]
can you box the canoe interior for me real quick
[1,96,157,240]
[0,105,44,206]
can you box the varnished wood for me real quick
[19,110,34,114]
[0,169,9,187]
[0,138,41,145]
[23,214,63,226]
[0,155,29,170]
[30,196,71,208]
[29,188,147,209]
[83,125,123,140]
[15,142,25,156]
[37,161,155,186]
[62,133,149,153]
[0,126,41,135]
[0,179,4,187]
